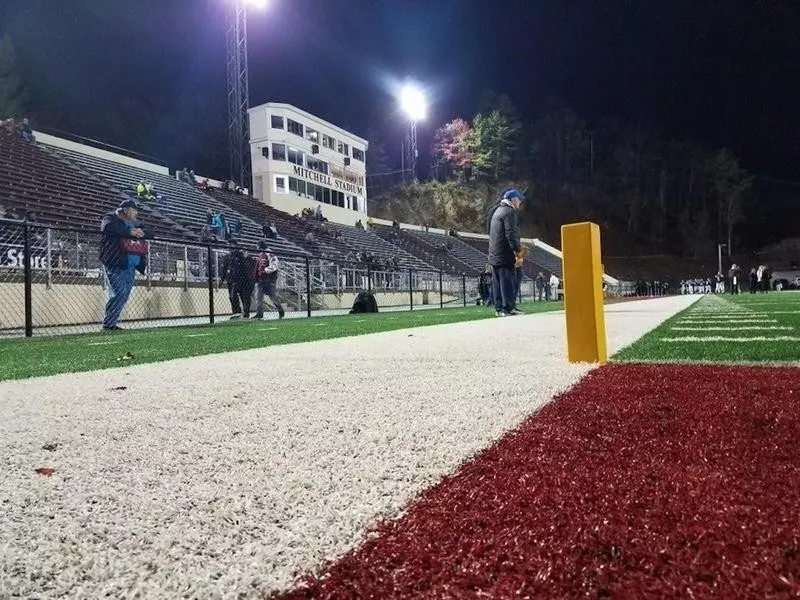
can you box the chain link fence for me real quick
[0,218,488,339]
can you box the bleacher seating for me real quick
[0,129,190,238]
[328,223,433,271]
[460,235,562,277]
[372,225,479,275]
[206,188,357,259]
[48,146,302,252]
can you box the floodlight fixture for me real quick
[400,84,426,122]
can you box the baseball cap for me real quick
[502,188,525,202]
[119,198,139,210]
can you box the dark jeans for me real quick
[515,268,523,302]
[492,265,517,313]
[103,265,135,327]
[255,280,285,318]
[228,281,253,317]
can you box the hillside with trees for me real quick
[370,94,756,263]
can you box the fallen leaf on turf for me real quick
[110,386,128,391]
[42,443,59,452]
[116,352,135,362]
[35,467,55,476]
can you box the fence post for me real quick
[145,241,152,289]
[23,220,33,337]
[439,270,444,309]
[183,245,189,291]
[45,228,52,290]
[367,264,372,292]
[207,243,215,325]
[305,255,312,318]
[409,268,414,310]
[462,273,467,307]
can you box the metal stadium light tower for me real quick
[399,84,426,182]
[226,0,267,190]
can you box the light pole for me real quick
[399,84,426,182]
[226,0,267,190]
[717,243,727,276]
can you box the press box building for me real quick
[249,103,368,225]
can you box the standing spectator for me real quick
[19,118,35,143]
[488,188,524,316]
[729,264,741,294]
[749,268,758,294]
[760,265,771,293]
[392,220,400,236]
[536,272,545,302]
[253,241,285,320]
[549,272,560,301]
[478,265,493,306]
[99,199,148,331]
[207,209,226,239]
[220,242,254,319]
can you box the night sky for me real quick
[1,0,798,180]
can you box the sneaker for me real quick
[102,325,123,331]
[495,311,509,317]
[508,308,525,316]
[278,310,285,319]
[229,314,241,321]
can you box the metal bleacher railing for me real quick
[0,217,493,339]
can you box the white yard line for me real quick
[258,327,279,331]
[86,341,119,346]
[185,333,212,338]
[669,326,793,331]
[661,336,800,342]
[0,296,696,599]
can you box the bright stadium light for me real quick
[244,0,269,8]
[399,84,426,122]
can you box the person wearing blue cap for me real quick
[488,188,525,316]
[99,198,148,330]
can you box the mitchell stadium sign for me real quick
[291,165,365,196]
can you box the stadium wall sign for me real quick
[291,165,365,196]
[4,248,49,269]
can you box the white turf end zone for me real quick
[0,296,695,599]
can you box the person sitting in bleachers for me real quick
[19,118,35,143]
[301,207,313,220]
[199,178,210,189]
[392,220,400,236]
[313,205,326,222]
[366,216,374,229]
[355,219,364,230]
[136,181,157,203]
[178,168,196,186]
[263,221,278,239]
[305,231,316,245]
[206,208,226,239]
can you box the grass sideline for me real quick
[0,302,563,381]
[614,293,800,364]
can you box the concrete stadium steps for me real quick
[372,225,479,275]
[47,147,265,247]
[328,223,434,271]
[0,130,189,238]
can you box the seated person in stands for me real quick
[392,220,400,236]
[199,178,210,189]
[136,181,157,202]
[263,221,278,239]
[312,205,325,222]
[25,210,38,223]
[355,219,364,230]
[178,168,195,186]
[206,208,227,238]
[317,222,330,236]
[19,118,35,143]
[366,216,374,229]
[305,231,315,245]
[301,207,313,220]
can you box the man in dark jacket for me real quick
[221,242,254,319]
[99,199,148,330]
[488,188,524,316]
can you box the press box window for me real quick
[307,156,328,174]
[305,128,319,143]
[272,143,286,161]
[322,134,335,150]
[337,141,349,156]
[287,118,304,137]
[271,115,284,129]
[287,147,304,166]
[274,176,287,193]
[352,147,365,162]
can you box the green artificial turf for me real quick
[0,302,563,381]
[615,293,800,364]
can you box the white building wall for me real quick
[249,103,368,226]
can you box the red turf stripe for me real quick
[274,364,800,599]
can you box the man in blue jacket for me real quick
[488,188,524,317]
[99,199,148,330]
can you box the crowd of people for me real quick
[679,264,779,295]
